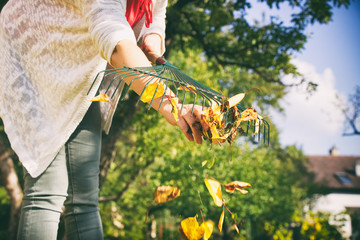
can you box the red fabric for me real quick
[126,0,153,28]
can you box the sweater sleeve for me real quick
[140,0,167,55]
[78,0,137,62]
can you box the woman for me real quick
[0,0,204,239]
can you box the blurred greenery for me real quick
[0,0,352,239]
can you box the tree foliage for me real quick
[0,0,353,239]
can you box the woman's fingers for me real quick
[177,105,204,144]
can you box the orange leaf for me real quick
[218,209,225,232]
[200,220,214,240]
[154,186,180,203]
[224,181,251,194]
[204,179,223,207]
[170,98,178,121]
[240,107,258,121]
[178,85,197,94]
[234,224,240,234]
[90,93,109,102]
[180,217,204,240]
[140,82,165,103]
[209,124,227,144]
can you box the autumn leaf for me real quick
[209,124,227,144]
[140,82,165,102]
[154,186,180,203]
[204,179,222,207]
[178,85,197,94]
[170,98,178,121]
[90,93,109,102]
[240,107,258,121]
[200,221,214,240]
[218,209,225,232]
[180,217,204,240]
[224,181,251,194]
[234,224,240,234]
[226,93,245,109]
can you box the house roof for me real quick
[307,155,360,193]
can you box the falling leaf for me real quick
[226,93,245,109]
[90,93,109,102]
[154,186,180,203]
[140,82,165,102]
[180,217,204,240]
[204,179,222,207]
[234,224,240,234]
[170,98,178,121]
[200,220,214,240]
[218,209,225,232]
[201,160,208,167]
[224,181,251,194]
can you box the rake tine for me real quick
[157,79,170,111]
[180,90,187,114]
[246,121,250,136]
[191,93,197,115]
[136,75,158,106]
[147,78,162,111]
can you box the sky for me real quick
[247,0,360,156]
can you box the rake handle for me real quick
[144,51,167,66]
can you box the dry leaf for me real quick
[204,179,222,207]
[218,209,225,233]
[234,224,240,234]
[240,107,258,121]
[180,217,204,240]
[170,98,178,121]
[154,186,180,203]
[140,82,165,102]
[200,220,214,240]
[178,85,197,94]
[224,181,251,194]
[90,93,109,102]
[226,93,245,109]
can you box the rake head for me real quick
[87,57,270,144]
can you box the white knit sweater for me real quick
[0,0,167,177]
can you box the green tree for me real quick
[0,0,353,239]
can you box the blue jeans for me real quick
[17,103,103,240]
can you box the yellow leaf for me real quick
[227,93,245,108]
[90,93,109,102]
[240,107,258,121]
[204,179,222,207]
[218,209,225,232]
[140,82,165,103]
[209,124,227,144]
[178,85,197,94]
[200,220,214,240]
[224,181,251,194]
[154,186,180,204]
[201,160,208,167]
[180,217,204,240]
[170,98,178,121]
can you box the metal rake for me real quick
[87,56,270,144]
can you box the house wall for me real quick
[312,193,360,238]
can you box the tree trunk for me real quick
[0,135,22,240]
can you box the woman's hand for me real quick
[140,33,162,55]
[177,104,205,144]
[158,100,205,144]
